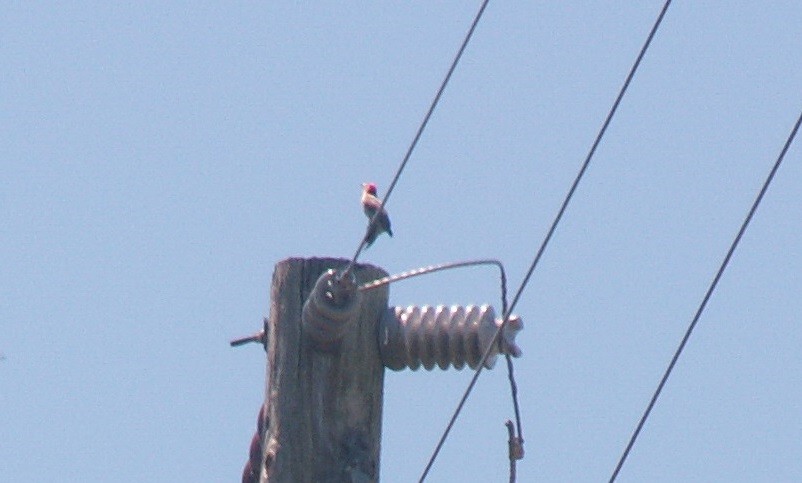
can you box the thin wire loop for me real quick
[608,110,802,482]
[419,1,673,480]
[359,259,504,295]
[360,257,523,480]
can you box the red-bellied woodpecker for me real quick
[361,182,393,247]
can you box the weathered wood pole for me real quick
[260,257,389,482]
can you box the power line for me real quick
[345,0,491,274]
[418,1,673,480]
[608,109,802,482]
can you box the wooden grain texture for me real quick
[261,257,389,483]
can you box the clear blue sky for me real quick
[3,2,802,481]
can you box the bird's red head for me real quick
[362,182,378,195]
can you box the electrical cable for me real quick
[608,109,802,482]
[344,0,491,275]
[418,1,673,480]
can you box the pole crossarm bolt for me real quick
[379,304,523,371]
[302,268,362,348]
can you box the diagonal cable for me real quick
[418,1,673,480]
[608,109,802,482]
[345,0,491,274]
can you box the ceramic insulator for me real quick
[379,304,523,371]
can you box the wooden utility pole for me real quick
[238,257,522,482]
[259,257,389,482]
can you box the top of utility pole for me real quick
[237,257,522,482]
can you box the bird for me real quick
[361,182,393,247]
